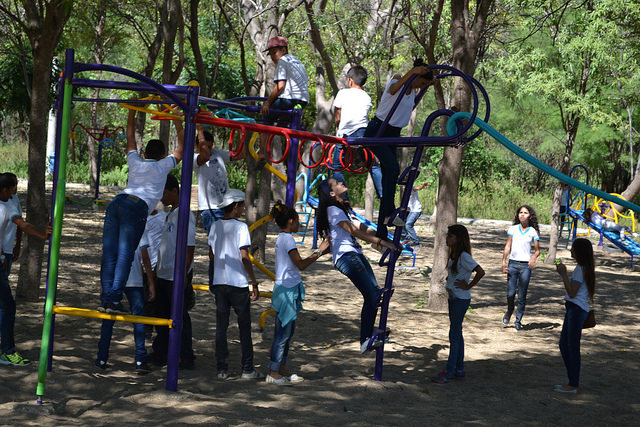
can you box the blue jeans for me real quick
[447,298,470,374]
[332,127,367,193]
[370,161,383,199]
[213,285,254,373]
[559,301,589,387]
[201,209,225,287]
[101,194,148,304]
[97,287,147,363]
[365,117,401,239]
[268,316,296,371]
[401,210,422,245]
[3,254,14,276]
[334,252,380,344]
[0,267,16,354]
[506,260,531,323]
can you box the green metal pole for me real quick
[36,68,73,400]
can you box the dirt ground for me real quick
[1,186,639,426]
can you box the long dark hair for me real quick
[513,205,540,234]
[316,180,349,239]
[572,238,596,300]
[447,224,472,274]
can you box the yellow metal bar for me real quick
[246,133,298,201]
[249,214,273,232]
[259,308,276,330]
[248,254,276,280]
[192,284,272,299]
[53,305,173,327]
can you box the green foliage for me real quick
[0,142,29,176]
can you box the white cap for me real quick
[218,189,245,208]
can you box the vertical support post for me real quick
[166,85,199,392]
[36,48,75,401]
[285,108,302,207]
[44,75,65,373]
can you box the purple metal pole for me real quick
[166,85,200,392]
[94,143,103,201]
[285,108,303,206]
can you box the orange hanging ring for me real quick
[325,143,353,172]
[347,147,375,174]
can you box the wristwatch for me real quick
[312,249,322,257]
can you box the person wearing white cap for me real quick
[257,35,309,164]
[208,189,264,380]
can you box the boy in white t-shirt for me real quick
[150,174,197,369]
[99,110,184,315]
[95,229,155,375]
[331,65,372,198]
[194,123,245,288]
[1,173,21,275]
[0,174,51,366]
[208,190,263,380]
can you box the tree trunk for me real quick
[427,0,493,311]
[159,0,184,145]
[546,120,580,263]
[16,0,72,300]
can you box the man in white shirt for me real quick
[258,36,309,164]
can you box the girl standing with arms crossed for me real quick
[316,178,397,352]
[554,238,595,393]
[501,205,541,331]
[266,202,329,385]
[432,224,484,383]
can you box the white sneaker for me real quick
[217,371,229,380]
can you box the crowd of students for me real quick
[0,36,600,392]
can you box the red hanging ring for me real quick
[228,127,246,159]
[347,147,375,174]
[325,143,353,172]
[302,139,327,169]
[267,132,290,164]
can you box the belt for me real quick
[125,194,142,203]
[509,260,529,264]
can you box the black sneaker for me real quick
[106,302,128,315]
[514,322,524,331]
[502,311,512,325]
[136,361,152,375]
[97,302,108,313]
[95,359,108,370]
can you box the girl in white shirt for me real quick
[364,58,435,241]
[316,178,397,353]
[554,238,596,393]
[431,224,484,384]
[501,205,541,331]
[266,202,329,385]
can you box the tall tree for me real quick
[0,0,73,300]
[428,0,493,311]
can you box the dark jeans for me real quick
[201,209,225,287]
[334,252,380,344]
[151,273,194,362]
[265,98,307,124]
[101,194,148,304]
[3,254,14,276]
[365,117,402,239]
[559,301,589,387]
[447,297,470,374]
[0,267,16,354]
[97,287,147,363]
[506,260,532,323]
[268,316,296,372]
[213,285,254,373]
[401,210,422,245]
